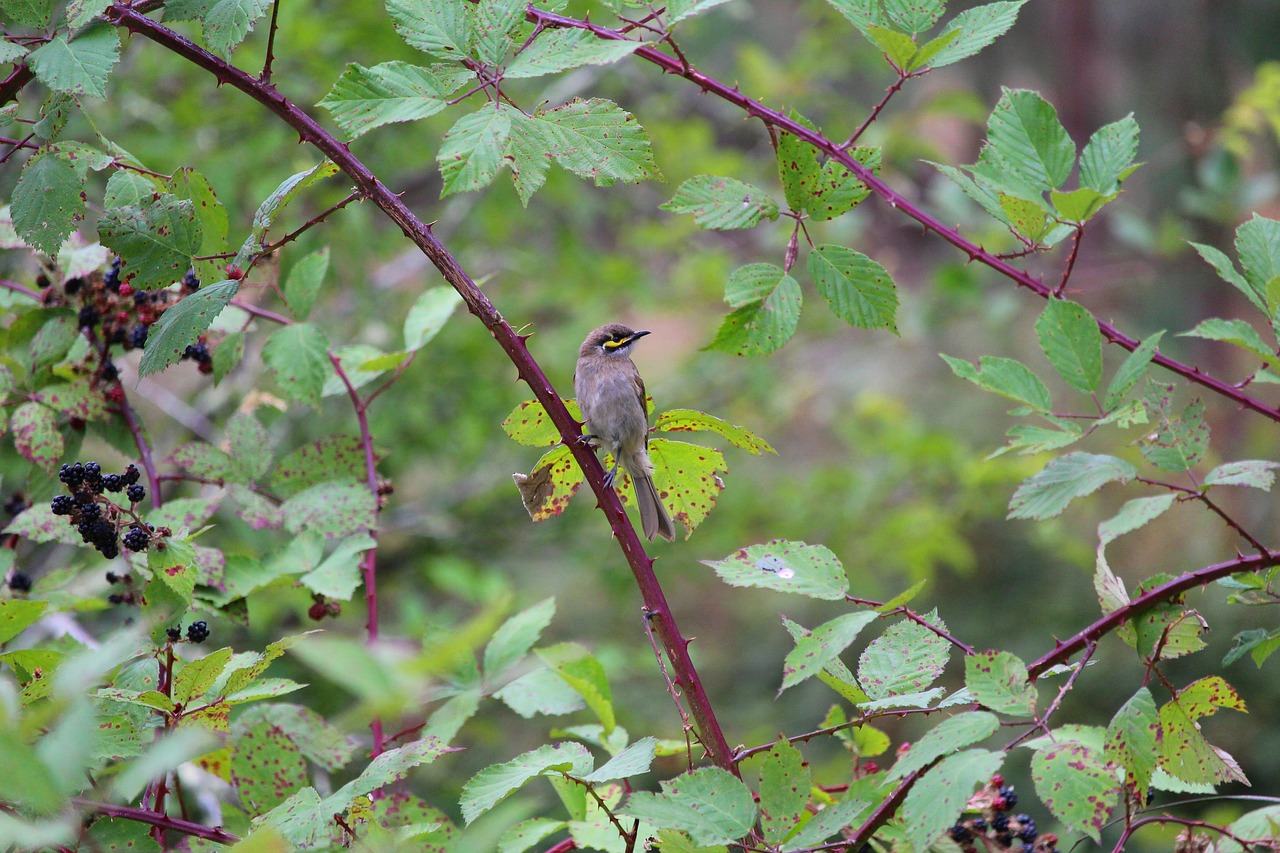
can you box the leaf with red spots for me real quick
[148,536,198,603]
[281,481,376,539]
[759,737,810,844]
[705,263,802,357]
[1157,678,1250,787]
[10,401,63,471]
[502,398,582,447]
[1105,687,1158,803]
[703,540,848,600]
[649,437,726,538]
[1029,727,1119,841]
[964,650,1036,716]
[902,749,1004,850]
[858,612,951,700]
[271,434,373,498]
[779,611,879,694]
[231,719,310,815]
[33,381,109,421]
[513,444,585,521]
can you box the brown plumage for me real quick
[574,323,676,541]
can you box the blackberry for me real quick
[996,834,1013,847]
[100,541,119,560]
[123,464,141,486]
[122,526,149,552]
[971,818,987,831]
[59,462,86,487]
[84,462,103,493]
[186,621,209,643]
[105,257,122,290]
[64,277,84,295]
[129,325,148,348]
[183,343,210,363]
[182,269,200,292]
[51,495,76,515]
[78,306,99,328]
[78,501,101,520]
[3,493,28,516]
[166,627,181,642]
[108,593,123,605]
[126,484,145,504]
[105,571,118,584]
[102,474,123,492]
[105,326,126,345]
[998,786,1018,809]
[948,825,972,843]
[991,815,1009,832]
[1019,826,1038,843]
[8,572,31,592]
[101,361,119,381]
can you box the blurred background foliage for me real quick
[6,0,1280,846]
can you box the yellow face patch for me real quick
[602,338,625,349]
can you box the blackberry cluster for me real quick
[947,776,1057,853]
[51,461,146,561]
[182,339,214,374]
[8,572,32,592]
[122,525,150,552]
[3,493,29,516]
[186,621,209,643]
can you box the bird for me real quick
[574,322,676,542]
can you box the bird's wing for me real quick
[634,367,648,421]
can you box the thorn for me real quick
[517,332,533,344]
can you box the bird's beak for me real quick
[627,330,652,343]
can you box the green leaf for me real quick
[167,167,228,287]
[807,244,899,333]
[998,193,1050,240]
[857,613,951,700]
[940,354,1052,411]
[583,737,656,783]
[0,599,48,644]
[653,409,774,455]
[149,538,198,604]
[238,704,355,771]
[538,643,614,734]
[887,711,1000,782]
[460,742,593,824]
[986,88,1075,191]
[780,611,880,693]
[647,438,725,536]
[1030,733,1119,841]
[282,246,328,320]
[505,111,553,205]
[883,0,943,32]
[281,481,376,539]
[1204,459,1280,490]
[1079,114,1140,194]
[300,533,374,600]
[505,28,640,78]
[1008,452,1136,520]
[483,597,556,679]
[661,176,780,230]
[11,152,84,256]
[10,402,62,470]
[499,818,567,853]
[319,62,470,139]
[864,25,918,70]
[538,98,661,186]
[702,540,848,600]
[101,195,203,291]
[173,647,233,705]
[502,398,576,448]
[906,27,960,72]
[139,280,239,376]
[387,0,473,58]
[964,650,1036,716]
[1105,688,1158,803]
[262,323,331,407]
[404,285,462,351]
[494,667,585,718]
[438,106,513,196]
[1139,391,1208,473]
[1181,317,1279,368]
[237,161,340,266]
[1189,241,1262,313]
[777,115,819,212]
[26,26,119,100]
[1158,686,1247,787]
[471,0,523,65]
[928,1,1028,68]
[1036,298,1103,393]
[1104,331,1164,410]
[1098,494,1177,551]
[513,444,584,522]
[902,749,1004,851]
[226,412,272,481]
[202,0,272,58]
[823,0,887,36]
[780,793,876,852]
[705,264,802,357]
[1051,187,1114,223]
[1236,214,1280,300]
[758,738,810,844]
[271,435,370,497]
[619,767,756,847]
[665,0,736,25]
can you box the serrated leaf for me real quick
[494,667,585,718]
[858,614,950,700]
[758,738,810,845]
[1158,680,1248,786]
[661,176,780,230]
[647,438,723,537]
[964,650,1036,716]
[1008,452,1136,520]
[991,422,1082,458]
[271,435,370,497]
[929,1,1028,68]
[998,192,1050,240]
[1104,331,1164,409]
[1098,494,1176,551]
[1051,186,1117,223]
[11,152,84,257]
[505,110,553,204]
[166,167,227,287]
[282,246,328,320]
[887,711,1000,782]
[1236,214,1280,300]
[705,265,802,357]
[1036,298,1103,392]
[262,322,330,407]
[539,643,614,734]
[26,26,119,100]
[986,88,1075,191]
[653,408,774,455]
[907,28,960,71]
[239,161,340,264]
[513,444,585,521]
[139,280,238,376]
[1030,736,1118,841]
[665,0,736,25]
[100,195,203,291]
[780,611,879,693]
[300,533,374,600]
[149,538,198,604]
[1189,240,1262,313]
[619,767,756,847]
[506,28,640,78]
[173,647,233,705]
[319,61,470,139]
[1106,687,1158,803]
[438,106,513,196]
[1139,392,1208,473]
[1204,459,1280,490]
[404,285,462,351]
[484,597,556,679]
[703,540,848,600]
[1181,317,1278,367]
[0,599,49,644]
[583,737,656,783]
[941,353,1052,411]
[104,170,161,209]
[902,749,1004,851]
[461,742,593,824]
[811,147,878,219]
[387,0,473,58]
[807,244,898,333]
[10,402,62,470]
[538,98,661,186]
[883,0,943,32]
[202,0,272,58]
[1079,114,1140,194]
[864,25,918,69]
[281,481,376,539]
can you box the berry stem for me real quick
[116,387,163,509]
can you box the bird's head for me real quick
[580,323,651,357]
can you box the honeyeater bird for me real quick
[574,323,676,542]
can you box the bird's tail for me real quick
[626,450,675,542]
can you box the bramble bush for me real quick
[1,0,1280,851]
